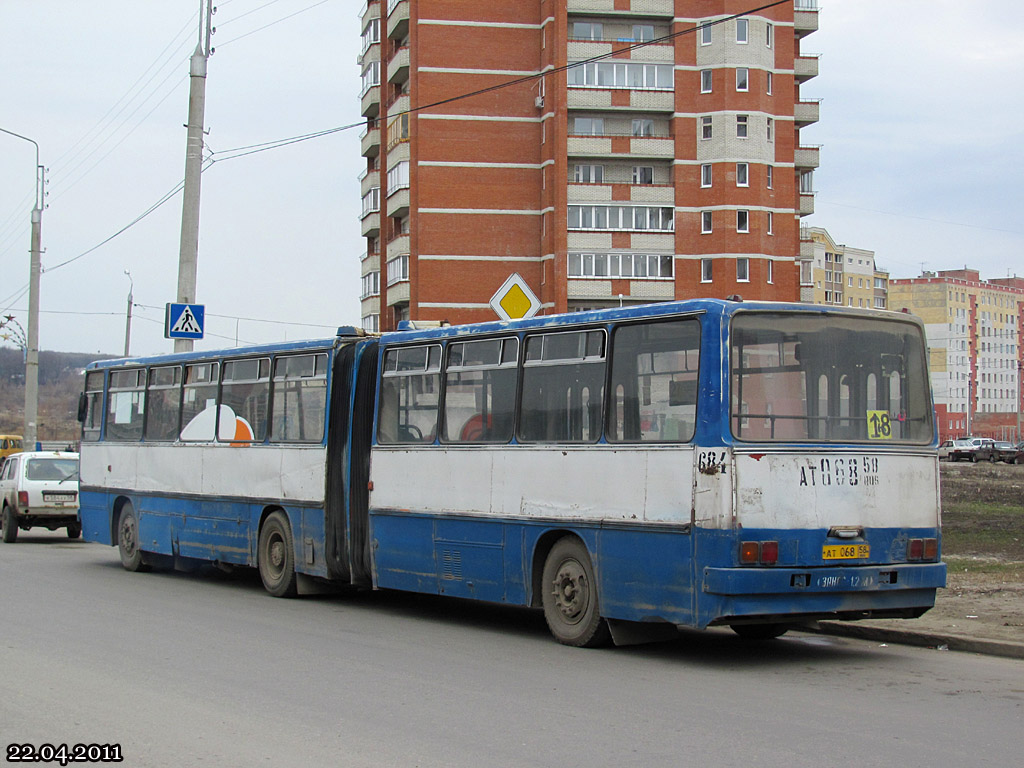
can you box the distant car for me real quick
[971,438,998,462]
[990,441,1018,463]
[0,434,23,460]
[0,451,80,542]
[945,438,979,462]
[938,439,960,460]
[1003,442,1024,465]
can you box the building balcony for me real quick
[360,251,380,270]
[794,144,821,169]
[799,192,815,217]
[388,92,410,116]
[357,41,379,68]
[361,85,381,118]
[360,210,380,238]
[630,136,675,158]
[387,0,409,40]
[794,0,819,38]
[388,233,410,257]
[567,0,674,16]
[794,99,821,127]
[359,0,380,29]
[387,185,410,218]
[360,169,379,197]
[387,253,409,287]
[386,280,410,307]
[360,123,380,158]
[794,54,820,83]
[388,46,409,84]
[568,136,613,156]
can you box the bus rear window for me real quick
[730,313,933,444]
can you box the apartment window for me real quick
[736,67,749,92]
[736,18,748,43]
[737,210,749,233]
[825,270,833,283]
[736,162,749,187]
[632,118,655,137]
[701,163,712,188]
[386,161,409,195]
[360,61,380,95]
[800,170,814,193]
[569,253,673,279]
[361,187,380,217]
[700,69,713,93]
[767,259,774,283]
[700,19,712,45]
[632,166,654,185]
[849,297,855,307]
[767,117,774,141]
[766,71,773,95]
[766,165,773,189]
[701,211,712,234]
[360,271,380,299]
[568,61,673,90]
[701,116,713,139]
[766,22,773,48]
[573,164,604,183]
[361,18,380,54]
[632,24,655,42]
[573,117,604,135]
[568,205,674,232]
[848,276,853,287]
[736,114,748,138]
[767,211,774,235]
[737,257,750,281]
[800,260,813,286]
[701,258,713,282]
[572,22,603,40]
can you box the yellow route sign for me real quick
[490,273,540,321]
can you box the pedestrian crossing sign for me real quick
[165,303,205,340]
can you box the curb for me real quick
[804,621,1024,660]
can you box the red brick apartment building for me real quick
[357,0,820,331]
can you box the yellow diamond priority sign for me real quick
[490,273,541,321]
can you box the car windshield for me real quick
[25,458,79,481]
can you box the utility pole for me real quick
[0,127,44,449]
[123,270,134,357]
[175,0,214,353]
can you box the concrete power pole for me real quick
[174,0,214,353]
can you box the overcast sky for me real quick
[1,0,1021,357]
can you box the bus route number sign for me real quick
[866,410,893,440]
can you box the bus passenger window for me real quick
[145,366,182,441]
[219,358,270,442]
[519,330,606,443]
[443,338,517,443]
[271,353,327,442]
[82,371,104,442]
[378,345,441,444]
[181,363,219,441]
[608,319,700,442]
[105,369,145,442]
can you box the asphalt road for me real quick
[2,530,1021,768]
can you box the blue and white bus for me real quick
[78,299,946,646]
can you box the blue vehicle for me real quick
[78,299,945,646]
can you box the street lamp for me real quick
[0,127,44,449]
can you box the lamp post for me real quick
[0,127,44,449]
[123,270,134,357]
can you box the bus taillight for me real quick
[908,538,938,562]
[740,541,778,565]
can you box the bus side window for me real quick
[271,353,328,442]
[145,366,182,441]
[82,371,105,442]
[378,345,441,444]
[106,369,146,442]
[220,358,270,442]
[443,337,517,443]
[608,318,700,443]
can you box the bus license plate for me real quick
[822,544,870,560]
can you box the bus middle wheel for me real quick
[258,511,298,598]
[541,537,611,647]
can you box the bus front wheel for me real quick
[258,511,297,598]
[118,502,148,572]
[541,537,611,647]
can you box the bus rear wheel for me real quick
[118,502,149,572]
[541,537,611,647]
[730,623,789,640]
[258,511,297,598]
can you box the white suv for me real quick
[0,451,80,542]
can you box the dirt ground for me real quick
[856,460,1024,645]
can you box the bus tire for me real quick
[541,537,611,648]
[258,511,298,598]
[2,506,17,543]
[67,522,81,539]
[731,623,789,640]
[117,502,149,572]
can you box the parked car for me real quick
[1003,442,1024,465]
[971,438,999,462]
[944,438,980,462]
[0,451,80,542]
[990,441,1019,463]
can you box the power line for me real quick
[216,0,334,48]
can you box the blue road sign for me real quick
[165,303,205,340]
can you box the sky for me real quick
[1,0,1022,357]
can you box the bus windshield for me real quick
[730,312,933,444]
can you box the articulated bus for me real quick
[78,299,946,646]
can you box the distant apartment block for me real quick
[799,226,886,310]
[888,270,1023,439]
[357,0,821,331]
